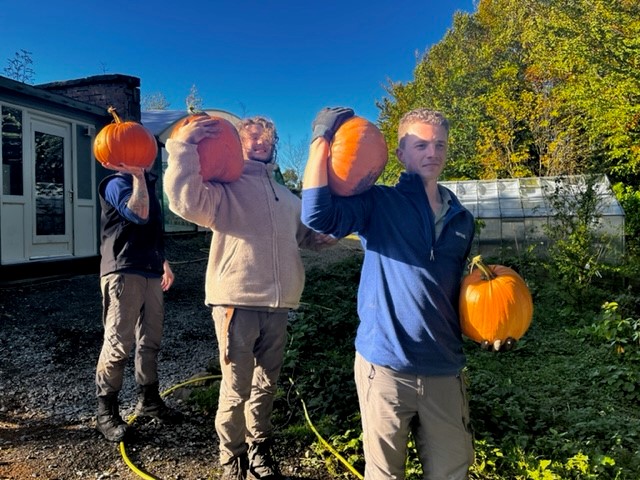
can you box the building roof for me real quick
[141,109,241,141]
[0,75,106,116]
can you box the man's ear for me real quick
[396,147,405,166]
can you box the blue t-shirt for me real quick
[103,176,148,224]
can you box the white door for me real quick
[28,119,73,259]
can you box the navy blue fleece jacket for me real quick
[301,173,475,376]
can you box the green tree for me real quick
[529,0,640,182]
[378,0,640,188]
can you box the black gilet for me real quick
[98,172,165,278]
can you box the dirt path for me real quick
[0,233,362,480]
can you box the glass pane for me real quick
[478,200,501,217]
[35,131,65,235]
[2,106,23,195]
[455,181,478,201]
[76,124,93,200]
[498,179,520,198]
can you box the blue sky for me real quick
[1,0,476,167]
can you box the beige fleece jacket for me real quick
[163,139,316,309]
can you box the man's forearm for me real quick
[302,138,330,189]
[127,173,150,220]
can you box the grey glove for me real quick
[311,107,355,142]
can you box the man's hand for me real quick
[481,337,517,352]
[171,116,224,145]
[102,163,146,177]
[161,260,175,292]
[312,232,339,249]
[311,107,355,142]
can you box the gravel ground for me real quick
[0,233,361,480]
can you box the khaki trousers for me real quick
[95,273,164,397]
[354,352,474,480]
[212,307,289,465]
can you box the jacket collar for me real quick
[396,172,464,211]
[243,159,276,174]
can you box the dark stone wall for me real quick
[37,74,141,122]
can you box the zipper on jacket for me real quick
[262,165,282,306]
[266,170,279,201]
[431,207,467,262]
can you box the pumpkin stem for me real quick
[469,255,497,280]
[187,104,202,116]
[107,106,122,124]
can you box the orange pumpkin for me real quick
[328,116,388,196]
[170,112,244,183]
[459,255,533,349]
[93,107,158,169]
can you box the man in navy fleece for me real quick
[301,107,476,480]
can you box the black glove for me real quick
[311,107,355,142]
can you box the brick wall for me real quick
[37,74,141,121]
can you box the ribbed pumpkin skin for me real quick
[93,118,158,169]
[459,262,533,344]
[171,114,243,183]
[328,116,388,196]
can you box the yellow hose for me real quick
[120,374,364,480]
[119,375,221,480]
[289,378,364,480]
[119,440,157,480]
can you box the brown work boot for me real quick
[247,440,284,479]
[96,393,128,442]
[134,382,184,423]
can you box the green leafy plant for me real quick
[542,175,619,314]
[587,302,640,358]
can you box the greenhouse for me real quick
[440,175,625,259]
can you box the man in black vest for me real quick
[95,163,182,442]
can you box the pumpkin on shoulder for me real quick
[170,112,244,183]
[328,116,388,196]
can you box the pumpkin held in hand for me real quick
[459,255,533,350]
[328,116,388,196]
[93,107,158,169]
[170,112,244,183]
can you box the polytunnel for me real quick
[440,175,625,260]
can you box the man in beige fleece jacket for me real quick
[164,115,332,480]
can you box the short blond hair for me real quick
[398,109,449,147]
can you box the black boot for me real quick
[134,382,184,423]
[221,454,248,480]
[96,393,128,442]
[247,440,284,479]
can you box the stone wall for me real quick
[37,74,141,121]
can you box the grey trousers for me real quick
[354,352,475,480]
[95,273,164,397]
[212,306,289,465]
